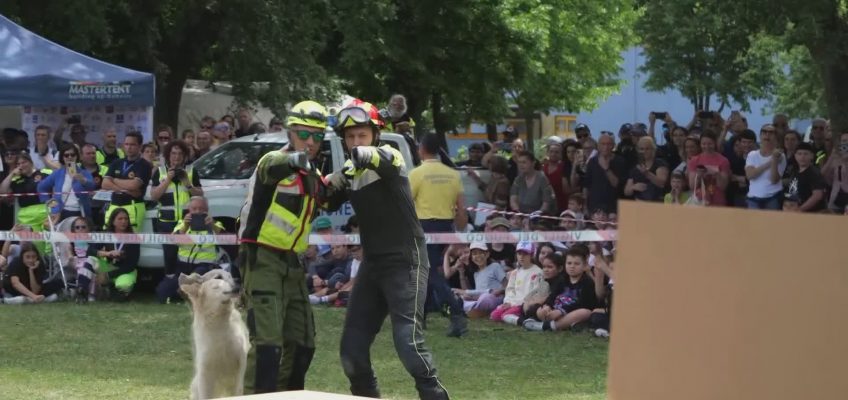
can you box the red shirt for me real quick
[543,160,566,212]
[687,152,730,206]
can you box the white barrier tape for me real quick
[0,230,617,245]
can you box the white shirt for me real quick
[30,146,57,170]
[62,171,80,211]
[745,149,786,198]
[350,258,361,279]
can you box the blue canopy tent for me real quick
[0,14,155,106]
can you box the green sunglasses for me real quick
[294,130,325,142]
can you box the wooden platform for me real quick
[220,390,374,399]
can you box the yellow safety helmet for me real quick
[286,100,328,130]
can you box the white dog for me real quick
[179,269,250,400]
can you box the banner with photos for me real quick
[21,105,153,148]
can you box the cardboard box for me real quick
[608,202,848,400]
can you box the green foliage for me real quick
[507,0,638,114]
[637,0,781,111]
[0,302,609,400]
[765,45,827,119]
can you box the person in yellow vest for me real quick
[102,131,152,232]
[0,152,51,231]
[238,100,341,394]
[150,140,203,280]
[96,128,125,167]
[409,133,469,337]
[155,196,223,303]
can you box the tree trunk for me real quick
[486,123,498,142]
[815,49,848,134]
[406,93,427,141]
[431,91,449,151]
[524,112,535,154]
[154,71,188,135]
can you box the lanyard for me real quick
[121,159,137,176]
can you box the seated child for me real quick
[453,242,507,318]
[589,244,614,338]
[490,241,543,323]
[505,252,567,326]
[523,245,597,331]
[664,172,691,204]
[2,243,61,304]
[309,244,362,306]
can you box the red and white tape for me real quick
[0,230,617,245]
[466,206,618,226]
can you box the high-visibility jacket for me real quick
[157,165,194,222]
[239,150,324,253]
[96,148,125,167]
[174,220,224,264]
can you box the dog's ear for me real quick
[178,273,201,298]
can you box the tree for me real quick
[327,0,525,149]
[505,0,638,150]
[637,0,781,112]
[767,44,827,119]
[1,0,336,129]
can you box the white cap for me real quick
[469,241,488,251]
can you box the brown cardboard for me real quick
[608,201,848,400]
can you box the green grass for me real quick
[0,298,608,399]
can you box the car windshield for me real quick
[193,141,284,180]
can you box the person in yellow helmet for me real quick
[239,100,343,394]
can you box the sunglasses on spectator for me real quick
[63,152,77,158]
[73,224,88,230]
[295,130,325,142]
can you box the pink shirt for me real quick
[688,152,730,206]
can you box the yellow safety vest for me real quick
[157,165,193,222]
[256,171,316,253]
[175,221,223,264]
[96,148,125,166]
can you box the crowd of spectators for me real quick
[2,105,846,342]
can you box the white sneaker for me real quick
[44,294,59,303]
[88,295,97,303]
[501,314,520,325]
[594,328,610,338]
[3,296,28,305]
[523,319,544,331]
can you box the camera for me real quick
[653,112,667,120]
[173,168,186,182]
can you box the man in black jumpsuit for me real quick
[325,100,450,400]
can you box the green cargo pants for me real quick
[240,243,316,394]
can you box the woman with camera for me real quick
[149,140,203,278]
[37,143,96,221]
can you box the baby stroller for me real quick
[43,216,79,297]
